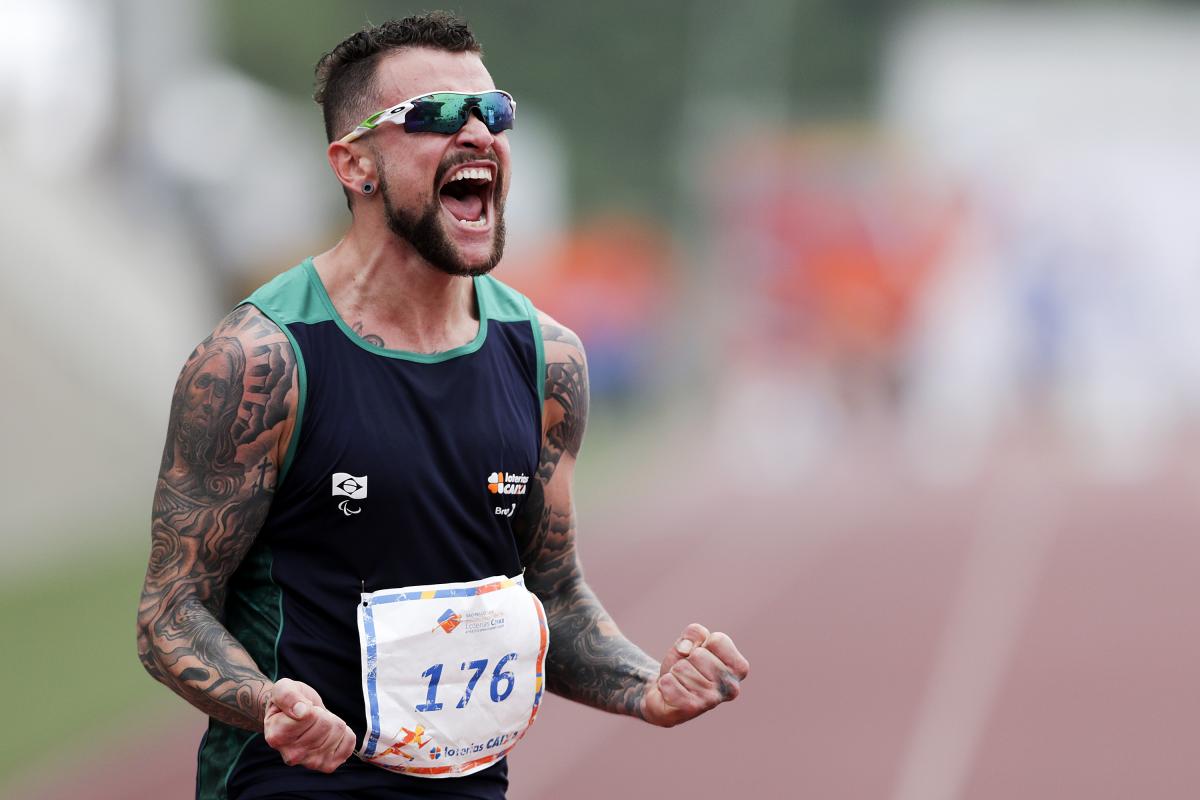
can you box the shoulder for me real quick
[478,278,586,393]
[533,309,588,449]
[535,309,585,364]
[175,305,297,431]
[475,273,538,325]
[162,304,299,498]
[535,309,588,409]
[242,260,327,328]
[204,304,292,354]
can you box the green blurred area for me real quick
[214,0,888,222]
[0,529,173,784]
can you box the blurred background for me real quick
[3,0,1200,797]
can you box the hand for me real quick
[641,623,750,728]
[263,678,357,773]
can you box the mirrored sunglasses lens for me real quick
[404,95,470,133]
[404,93,514,134]
[476,92,514,133]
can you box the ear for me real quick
[327,141,376,196]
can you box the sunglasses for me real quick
[339,90,516,144]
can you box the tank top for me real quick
[196,258,545,800]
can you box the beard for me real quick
[377,162,507,278]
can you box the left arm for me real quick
[514,313,749,726]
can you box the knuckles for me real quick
[708,631,732,649]
[707,631,751,678]
[651,637,749,728]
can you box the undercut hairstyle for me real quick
[314,12,483,144]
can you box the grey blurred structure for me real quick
[0,0,328,564]
[885,6,1200,481]
[0,0,216,561]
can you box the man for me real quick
[138,13,748,800]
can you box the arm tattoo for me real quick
[515,319,659,718]
[137,305,296,731]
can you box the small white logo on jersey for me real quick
[495,503,517,518]
[332,473,367,516]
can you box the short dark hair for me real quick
[314,12,482,144]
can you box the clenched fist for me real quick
[641,623,750,728]
[263,678,357,773]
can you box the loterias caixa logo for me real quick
[433,609,462,634]
[432,606,504,635]
[332,472,368,516]
[487,470,528,517]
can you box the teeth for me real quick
[448,166,493,183]
[460,211,489,228]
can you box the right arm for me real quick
[136,305,353,770]
[137,305,289,729]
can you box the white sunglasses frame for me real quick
[338,89,516,144]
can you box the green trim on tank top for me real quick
[195,543,284,800]
[303,258,495,363]
[240,262,323,486]
[241,302,306,487]
[218,544,285,799]
[524,294,546,411]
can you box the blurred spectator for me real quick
[711,129,956,418]
[506,218,677,401]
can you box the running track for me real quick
[15,430,1200,798]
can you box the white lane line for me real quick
[890,464,1061,800]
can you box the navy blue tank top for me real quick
[197,259,545,800]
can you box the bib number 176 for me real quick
[416,652,518,712]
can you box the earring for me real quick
[362,182,375,195]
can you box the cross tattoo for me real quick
[252,458,270,495]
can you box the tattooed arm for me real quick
[136,305,295,730]
[137,306,355,770]
[515,313,750,727]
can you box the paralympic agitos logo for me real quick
[332,472,368,516]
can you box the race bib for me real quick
[356,573,548,777]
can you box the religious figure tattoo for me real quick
[137,305,297,731]
[514,318,660,718]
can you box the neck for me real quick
[313,215,480,353]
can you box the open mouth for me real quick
[438,164,495,229]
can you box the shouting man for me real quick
[138,13,749,800]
